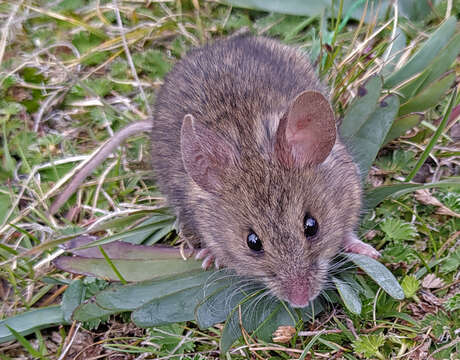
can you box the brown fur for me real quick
[151,35,362,306]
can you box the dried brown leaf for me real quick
[422,273,445,289]
[272,325,296,343]
[420,291,444,306]
[415,189,460,218]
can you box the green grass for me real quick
[0,0,459,358]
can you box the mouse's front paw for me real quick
[195,248,222,270]
[343,233,380,259]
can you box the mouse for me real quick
[150,34,380,308]
[49,35,380,308]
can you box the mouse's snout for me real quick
[281,275,319,308]
[286,284,312,308]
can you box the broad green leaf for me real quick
[399,71,456,116]
[364,179,460,210]
[131,286,204,327]
[54,256,202,282]
[345,254,404,300]
[220,293,297,352]
[251,302,297,343]
[72,300,116,322]
[219,290,324,351]
[72,219,176,249]
[384,16,457,89]
[340,75,382,139]
[64,238,190,260]
[398,0,431,21]
[332,277,362,314]
[111,215,174,245]
[225,0,428,22]
[399,33,460,99]
[383,113,422,145]
[131,272,240,327]
[253,298,324,343]
[419,32,460,88]
[195,276,250,329]
[90,211,159,231]
[0,306,66,344]
[350,94,400,178]
[144,222,175,245]
[62,279,85,322]
[96,270,211,311]
[381,27,407,79]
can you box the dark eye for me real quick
[304,213,318,237]
[247,231,263,252]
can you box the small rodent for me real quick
[151,35,380,308]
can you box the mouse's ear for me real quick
[181,114,238,193]
[276,90,336,167]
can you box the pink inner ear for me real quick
[181,114,237,193]
[280,90,336,167]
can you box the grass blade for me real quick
[405,88,457,181]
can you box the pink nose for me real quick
[287,286,311,308]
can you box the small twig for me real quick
[58,322,81,360]
[446,0,452,18]
[33,90,66,132]
[429,337,460,358]
[373,287,382,327]
[433,278,460,293]
[169,330,193,355]
[346,318,359,339]
[298,329,342,336]
[338,18,393,68]
[249,346,304,353]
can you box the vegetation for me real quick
[0,0,459,358]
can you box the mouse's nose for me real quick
[286,282,311,308]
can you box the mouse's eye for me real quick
[247,230,263,252]
[304,213,318,237]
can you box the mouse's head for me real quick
[180,91,362,308]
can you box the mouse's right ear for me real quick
[181,114,238,193]
[276,90,336,167]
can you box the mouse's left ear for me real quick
[276,90,336,167]
[181,114,238,193]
